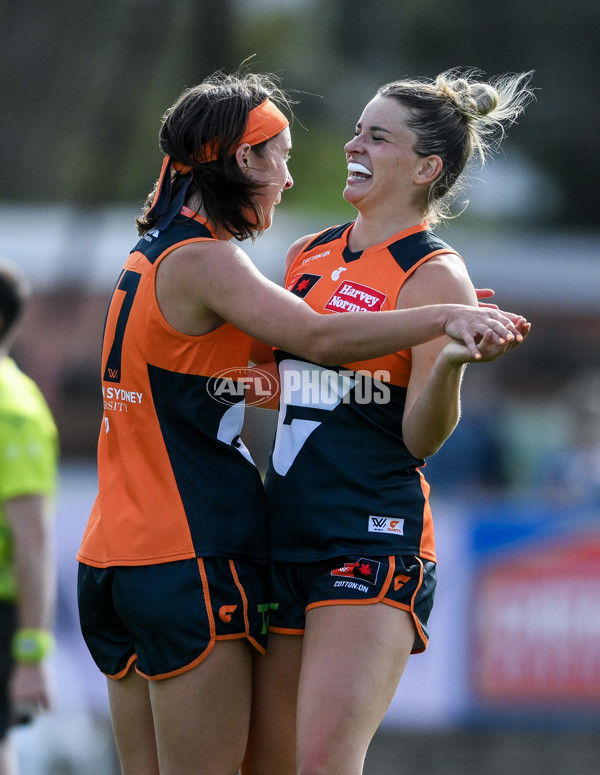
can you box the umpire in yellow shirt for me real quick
[0,260,58,775]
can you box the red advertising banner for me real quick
[471,533,600,707]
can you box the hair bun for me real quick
[467,82,498,116]
[440,76,499,118]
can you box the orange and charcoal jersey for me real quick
[77,213,267,569]
[264,221,461,564]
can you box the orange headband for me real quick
[234,97,289,151]
[147,99,288,230]
[174,98,289,170]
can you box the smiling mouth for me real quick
[347,162,372,180]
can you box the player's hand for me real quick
[443,305,528,360]
[443,320,531,365]
[475,287,498,309]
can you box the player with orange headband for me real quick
[76,68,527,775]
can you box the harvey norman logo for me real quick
[325,281,386,312]
[368,516,405,535]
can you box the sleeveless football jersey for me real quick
[77,213,267,568]
[264,221,460,563]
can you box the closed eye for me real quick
[353,126,389,142]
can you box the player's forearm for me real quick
[305,305,451,365]
[402,357,466,459]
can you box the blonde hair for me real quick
[378,68,535,225]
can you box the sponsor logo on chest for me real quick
[325,280,387,312]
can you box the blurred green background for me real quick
[4,0,597,225]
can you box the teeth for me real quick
[348,162,372,177]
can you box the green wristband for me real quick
[12,629,55,663]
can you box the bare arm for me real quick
[400,255,529,460]
[5,494,55,712]
[156,239,525,366]
[6,495,55,632]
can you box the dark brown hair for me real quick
[137,69,291,240]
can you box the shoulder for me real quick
[387,228,457,272]
[161,238,254,280]
[398,252,476,308]
[285,232,321,272]
[285,222,352,271]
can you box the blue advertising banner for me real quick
[467,499,600,726]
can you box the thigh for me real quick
[107,669,159,775]
[150,639,253,775]
[243,633,303,775]
[306,554,436,654]
[297,604,415,775]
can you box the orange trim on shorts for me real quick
[269,626,305,635]
[215,633,247,642]
[105,653,138,681]
[382,556,428,652]
[229,559,250,633]
[136,557,217,681]
[410,557,428,651]
[227,559,265,655]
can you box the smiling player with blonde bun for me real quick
[244,68,533,775]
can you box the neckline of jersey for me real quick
[344,220,429,257]
[179,206,219,239]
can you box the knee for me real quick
[297,746,334,775]
[242,752,296,775]
[240,758,271,775]
[298,734,367,775]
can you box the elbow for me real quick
[288,339,331,366]
[405,439,443,460]
[403,422,459,461]
[296,319,339,365]
[305,342,337,366]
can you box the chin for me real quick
[342,186,360,208]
